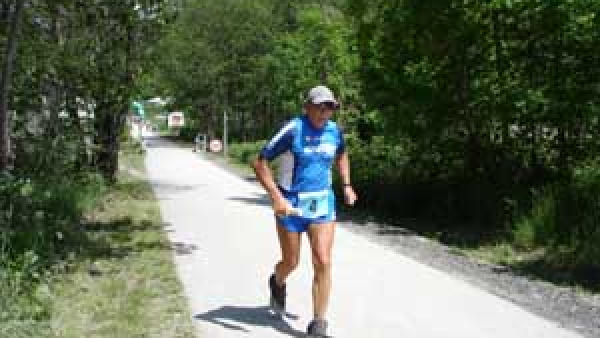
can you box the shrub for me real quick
[0,172,104,259]
[513,159,600,268]
[0,171,105,333]
[228,140,266,165]
[176,125,198,142]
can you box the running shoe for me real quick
[269,273,286,315]
[306,319,328,337]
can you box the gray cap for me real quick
[306,85,339,107]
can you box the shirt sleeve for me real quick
[259,120,296,161]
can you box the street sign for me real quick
[168,112,185,128]
[209,139,223,153]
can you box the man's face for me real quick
[306,102,337,127]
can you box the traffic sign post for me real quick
[223,110,228,157]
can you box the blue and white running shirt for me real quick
[260,115,345,193]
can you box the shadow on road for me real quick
[79,218,200,260]
[171,241,199,256]
[142,136,185,149]
[228,194,271,207]
[149,180,206,193]
[194,305,303,337]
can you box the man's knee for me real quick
[312,252,332,272]
[281,255,300,271]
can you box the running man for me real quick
[252,85,357,337]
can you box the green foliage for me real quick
[514,159,600,269]
[0,172,104,257]
[148,0,362,141]
[0,250,51,338]
[176,126,198,142]
[346,0,600,241]
[1,12,163,325]
[353,1,599,162]
[0,171,105,335]
[6,1,174,182]
[228,140,266,165]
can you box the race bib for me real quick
[297,190,330,219]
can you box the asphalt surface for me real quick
[144,136,582,338]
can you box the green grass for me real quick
[459,242,600,293]
[47,145,196,338]
[460,243,544,266]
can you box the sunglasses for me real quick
[317,102,339,111]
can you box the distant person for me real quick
[252,85,357,337]
[194,133,202,152]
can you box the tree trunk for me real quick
[66,90,90,170]
[0,0,24,171]
[94,104,126,184]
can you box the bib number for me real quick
[297,190,330,219]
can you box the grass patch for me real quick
[48,145,196,337]
[460,243,600,292]
[460,243,542,267]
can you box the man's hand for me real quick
[273,197,299,217]
[343,185,357,206]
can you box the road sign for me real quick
[209,139,223,153]
[168,112,185,128]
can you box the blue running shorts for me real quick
[277,187,336,233]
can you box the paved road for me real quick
[144,136,581,338]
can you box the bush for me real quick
[0,172,104,259]
[228,140,266,165]
[513,159,600,268]
[176,125,198,142]
[0,171,105,332]
[343,134,412,213]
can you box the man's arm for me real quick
[252,156,294,216]
[335,151,357,205]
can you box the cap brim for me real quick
[311,98,339,108]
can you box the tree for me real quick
[148,0,361,141]
[0,0,24,171]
